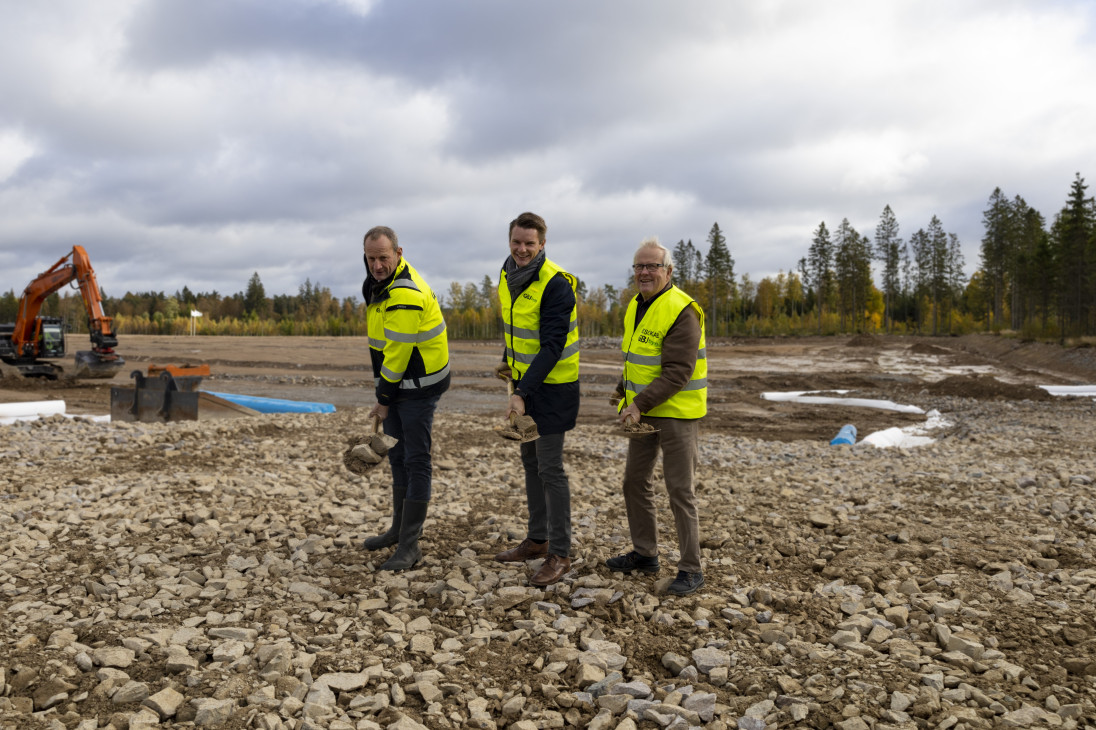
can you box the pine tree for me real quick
[672,238,705,298]
[907,228,931,332]
[979,187,1012,328]
[874,205,903,333]
[672,240,693,286]
[946,232,966,334]
[834,218,872,332]
[703,223,735,333]
[927,216,949,335]
[1049,173,1096,337]
[244,272,267,319]
[1007,196,1048,331]
[806,222,833,333]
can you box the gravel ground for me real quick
[1,335,1095,729]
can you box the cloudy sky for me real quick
[2,0,1095,306]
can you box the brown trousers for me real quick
[621,416,702,573]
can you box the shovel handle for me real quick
[507,380,517,426]
[372,415,382,434]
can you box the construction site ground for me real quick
[2,333,1095,729]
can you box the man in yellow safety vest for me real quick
[606,237,708,595]
[493,212,580,587]
[361,226,450,572]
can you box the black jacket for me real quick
[507,271,579,435]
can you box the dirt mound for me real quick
[845,334,881,347]
[924,374,1053,401]
[909,343,952,356]
[0,374,101,390]
[731,373,882,394]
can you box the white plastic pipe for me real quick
[0,400,66,419]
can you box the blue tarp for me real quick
[203,391,336,414]
[830,424,857,445]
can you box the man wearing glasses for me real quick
[606,237,708,595]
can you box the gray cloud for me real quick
[1,0,1095,307]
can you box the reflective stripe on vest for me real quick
[498,258,580,384]
[375,362,451,390]
[621,286,707,419]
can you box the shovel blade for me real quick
[369,432,398,456]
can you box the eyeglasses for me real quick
[632,263,666,272]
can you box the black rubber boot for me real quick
[363,483,407,551]
[379,499,428,572]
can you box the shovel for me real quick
[343,416,400,474]
[496,379,539,443]
[370,415,398,454]
[617,413,659,439]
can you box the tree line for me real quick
[4,174,1094,341]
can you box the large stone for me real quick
[316,671,373,692]
[32,678,76,711]
[192,698,237,726]
[93,647,136,668]
[691,647,731,674]
[143,687,186,719]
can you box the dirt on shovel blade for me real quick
[343,435,385,474]
[496,413,538,442]
[617,419,658,438]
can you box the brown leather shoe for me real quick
[494,538,548,562]
[530,554,571,586]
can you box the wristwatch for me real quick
[512,388,527,400]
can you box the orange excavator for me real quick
[0,246,125,379]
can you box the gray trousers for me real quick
[621,416,702,573]
[519,432,572,557]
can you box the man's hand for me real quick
[506,394,525,420]
[618,402,641,425]
[493,362,512,382]
[369,403,389,422]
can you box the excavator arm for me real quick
[9,245,123,377]
[69,245,120,355]
[11,251,83,357]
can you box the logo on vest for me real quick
[522,292,537,302]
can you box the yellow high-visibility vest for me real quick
[498,259,580,384]
[621,286,707,418]
[367,259,449,393]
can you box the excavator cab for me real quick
[37,318,66,359]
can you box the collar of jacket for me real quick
[503,249,547,297]
[635,281,674,323]
[364,258,408,304]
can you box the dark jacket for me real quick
[507,268,580,435]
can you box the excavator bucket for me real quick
[74,350,126,379]
[111,370,199,422]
